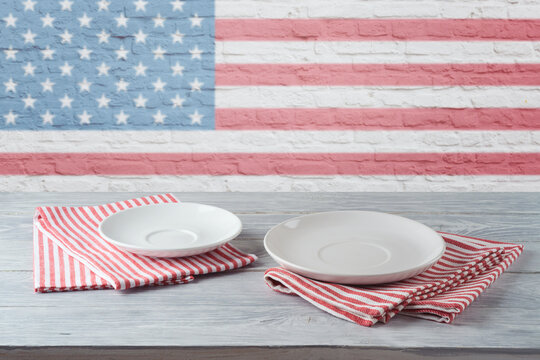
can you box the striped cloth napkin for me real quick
[33,194,257,292]
[264,233,522,326]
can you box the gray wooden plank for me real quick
[0,271,538,349]
[0,192,539,215]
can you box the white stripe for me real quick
[215,0,540,19]
[0,130,538,153]
[5,175,540,192]
[216,86,540,108]
[217,41,540,64]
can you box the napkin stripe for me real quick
[34,194,257,292]
[264,233,522,326]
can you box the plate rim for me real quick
[98,202,243,253]
[264,210,446,279]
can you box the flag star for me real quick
[22,94,36,109]
[41,46,55,60]
[97,62,110,76]
[78,13,92,27]
[4,46,18,60]
[133,93,148,108]
[78,77,92,92]
[153,13,165,28]
[78,46,93,60]
[97,29,110,43]
[133,0,148,12]
[3,13,17,27]
[22,29,36,44]
[59,29,73,44]
[115,45,128,60]
[153,45,166,60]
[170,94,185,108]
[171,62,184,76]
[170,0,184,12]
[23,62,36,76]
[133,62,147,76]
[189,110,203,125]
[23,0,36,11]
[78,110,92,125]
[59,94,73,108]
[115,78,129,92]
[133,29,147,43]
[96,93,111,108]
[41,110,55,125]
[189,45,203,60]
[153,110,166,124]
[60,61,73,76]
[190,13,203,28]
[41,13,55,27]
[59,0,73,11]
[97,0,110,11]
[115,110,129,125]
[171,30,184,44]
[4,110,17,125]
[190,78,203,92]
[4,78,17,93]
[40,78,55,92]
[152,78,166,92]
[115,13,129,28]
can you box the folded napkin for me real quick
[264,232,522,326]
[33,194,257,292]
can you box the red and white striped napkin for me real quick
[33,194,257,292]
[264,232,522,326]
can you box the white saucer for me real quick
[264,211,445,285]
[99,202,242,257]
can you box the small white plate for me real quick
[99,202,242,257]
[264,211,445,285]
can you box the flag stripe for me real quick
[216,41,540,64]
[1,130,539,153]
[215,108,540,130]
[216,64,540,86]
[3,153,540,175]
[16,175,540,192]
[216,86,540,108]
[215,19,540,41]
[215,0,540,19]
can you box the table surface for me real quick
[1,192,539,360]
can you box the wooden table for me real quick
[1,193,538,359]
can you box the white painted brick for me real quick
[493,42,534,56]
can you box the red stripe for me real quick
[215,108,540,130]
[216,19,540,41]
[4,153,540,175]
[216,64,540,86]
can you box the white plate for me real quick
[264,211,445,285]
[98,202,242,257]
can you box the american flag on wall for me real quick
[1,0,539,191]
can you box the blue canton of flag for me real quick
[0,0,215,129]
